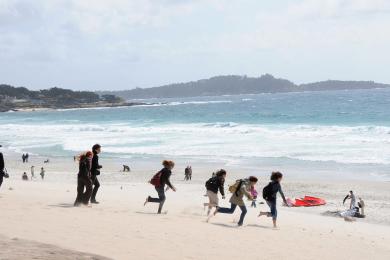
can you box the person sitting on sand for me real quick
[40,167,45,180]
[123,165,130,172]
[74,151,93,207]
[204,169,226,215]
[258,171,289,229]
[209,176,258,227]
[22,172,28,181]
[144,160,176,214]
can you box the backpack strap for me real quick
[235,180,244,197]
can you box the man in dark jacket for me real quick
[0,145,5,189]
[90,144,102,204]
[204,169,226,215]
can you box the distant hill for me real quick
[98,74,390,100]
[0,85,139,112]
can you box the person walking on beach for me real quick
[209,176,258,227]
[204,169,226,215]
[25,153,29,163]
[90,144,102,204]
[30,166,35,180]
[0,146,5,189]
[258,171,288,229]
[74,151,93,207]
[22,154,26,163]
[144,160,176,214]
[40,167,45,180]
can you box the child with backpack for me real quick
[144,160,176,214]
[258,171,288,228]
[204,169,226,215]
[208,176,258,227]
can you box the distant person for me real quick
[258,171,289,229]
[30,166,35,180]
[144,160,176,214]
[25,153,29,163]
[40,167,45,180]
[250,183,258,208]
[0,145,5,189]
[90,144,102,204]
[73,156,77,161]
[123,165,130,172]
[204,169,226,215]
[22,154,26,163]
[184,166,190,181]
[209,176,258,227]
[44,159,49,163]
[22,172,28,181]
[343,191,357,210]
[74,151,93,207]
[188,166,192,180]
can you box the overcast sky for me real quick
[1,0,390,91]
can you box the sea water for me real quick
[1,88,390,180]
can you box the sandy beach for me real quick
[1,154,390,260]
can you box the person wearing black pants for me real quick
[90,144,102,204]
[74,151,93,206]
[144,160,176,214]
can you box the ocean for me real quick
[1,88,390,180]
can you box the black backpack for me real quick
[205,176,218,190]
[262,182,273,200]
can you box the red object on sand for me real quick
[289,196,326,207]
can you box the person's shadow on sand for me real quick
[209,223,240,229]
[246,224,273,229]
[48,203,74,208]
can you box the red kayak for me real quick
[288,196,326,207]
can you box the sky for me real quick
[1,0,390,91]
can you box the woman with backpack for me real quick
[258,171,288,228]
[204,169,226,215]
[209,176,258,227]
[74,151,93,207]
[144,160,176,214]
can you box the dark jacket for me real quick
[0,152,4,174]
[159,167,173,189]
[267,181,287,203]
[78,157,91,178]
[91,153,102,176]
[205,176,225,196]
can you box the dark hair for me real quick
[270,171,283,181]
[216,169,227,177]
[249,176,258,183]
[92,144,101,152]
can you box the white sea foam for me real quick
[2,123,390,165]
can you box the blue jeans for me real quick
[217,203,247,226]
[267,201,277,220]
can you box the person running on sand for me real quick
[40,167,45,180]
[209,176,258,227]
[22,172,28,181]
[74,151,93,207]
[204,169,226,215]
[258,171,289,229]
[90,144,102,204]
[144,160,176,214]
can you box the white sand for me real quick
[1,178,390,260]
